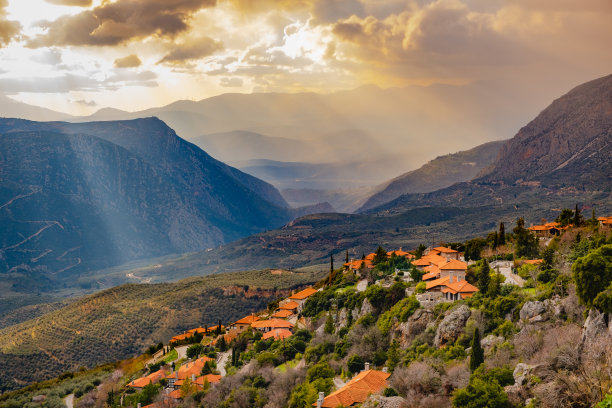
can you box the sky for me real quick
[0,0,611,115]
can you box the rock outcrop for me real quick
[395,308,434,348]
[434,305,471,347]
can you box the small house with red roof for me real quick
[314,366,390,407]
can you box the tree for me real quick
[477,261,491,293]
[555,208,575,227]
[307,361,335,382]
[574,204,583,227]
[469,328,484,372]
[217,335,228,352]
[186,343,204,359]
[330,254,334,273]
[415,244,427,259]
[386,340,400,372]
[452,376,510,408]
[513,217,539,259]
[373,246,388,265]
[345,250,349,264]
[593,284,612,314]
[498,222,506,246]
[572,244,612,308]
[347,355,365,374]
[410,265,424,282]
[324,313,334,334]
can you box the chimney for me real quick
[364,362,370,371]
[137,404,141,408]
[317,392,325,408]
[382,367,388,373]
[192,374,196,382]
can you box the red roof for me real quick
[128,369,167,388]
[441,280,479,295]
[289,287,318,300]
[412,258,431,266]
[279,301,299,310]
[271,309,294,318]
[194,374,221,386]
[315,370,390,407]
[426,276,450,290]
[439,259,467,270]
[167,356,213,381]
[262,328,293,340]
[251,319,294,329]
[422,270,439,281]
[233,315,260,325]
[433,246,458,254]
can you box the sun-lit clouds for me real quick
[114,54,142,68]
[0,0,20,46]
[27,0,217,47]
[44,0,92,6]
[159,36,223,65]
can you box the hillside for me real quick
[0,117,293,293]
[2,219,611,407]
[0,268,324,392]
[482,74,612,189]
[359,140,506,212]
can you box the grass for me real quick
[161,349,178,364]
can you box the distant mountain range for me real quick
[0,117,300,292]
[112,74,612,277]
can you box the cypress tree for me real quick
[499,222,506,246]
[470,328,484,371]
[574,204,582,227]
[346,250,349,264]
[478,261,491,293]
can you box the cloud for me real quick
[73,98,97,106]
[114,54,142,68]
[159,36,223,64]
[0,70,158,94]
[219,77,243,87]
[28,0,217,47]
[44,0,92,6]
[31,49,63,65]
[0,0,21,46]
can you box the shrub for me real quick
[383,387,398,397]
[347,355,365,374]
[377,296,420,335]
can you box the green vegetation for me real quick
[572,244,612,309]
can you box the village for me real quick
[119,214,612,408]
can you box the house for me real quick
[344,259,374,273]
[167,356,214,388]
[194,374,222,387]
[412,254,447,270]
[441,279,479,301]
[438,259,468,281]
[314,366,390,407]
[262,328,293,340]
[271,309,294,319]
[251,319,294,333]
[387,248,415,259]
[288,287,318,312]
[528,222,562,238]
[127,369,167,390]
[425,276,478,301]
[279,301,299,313]
[432,246,461,261]
[598,216,612,229]
[169,332,192,343]
[228,314,260,331]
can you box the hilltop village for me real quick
[3,210,612,408]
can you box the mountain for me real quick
[481,74,612,189]
[358,140,506,212]
[0,117,293,292]
[0,268,324,391]
[74,81,557,190]
[0,94,71,122]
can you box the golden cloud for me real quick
[0,0,21,47]
[159,36,223,64]
[28,0,217,47]
[114,54,142,68]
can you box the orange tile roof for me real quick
[387,249,414,258]
[428,248,441,255]
[316,370,390,407]
[422,271,439,281]
[412,258,431,266]
[279,301,299,310]
[194,374,222,386]
[167,356,213,381]
[426,276,450,290]
[251,319,295,329]
[233,315,260,325]
[262,328,293,340]
[271,309,294,318]
[127,369,167,388]
[345,259,374,269]
[439,259,467,270]
[170,333,191,343]
[187,327,207,335]
[365,253,376,261]
[522,259,543,265]
[168,389,182,400]
[423,254,448,266]
[441,280,479,295]
[289,287,318,300]
[433,246,458,254]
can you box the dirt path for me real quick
[216,351,231,376]
[64,393,74,408]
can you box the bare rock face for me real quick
[513,363,536,386]
[481,334,504,353]
[361,395,405,408]
[336,308,349,329]
[395,308,434,348]
[434,305,471,347]
[519,301,546,322]
[354,298,375,321]
[581,308,607,346]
